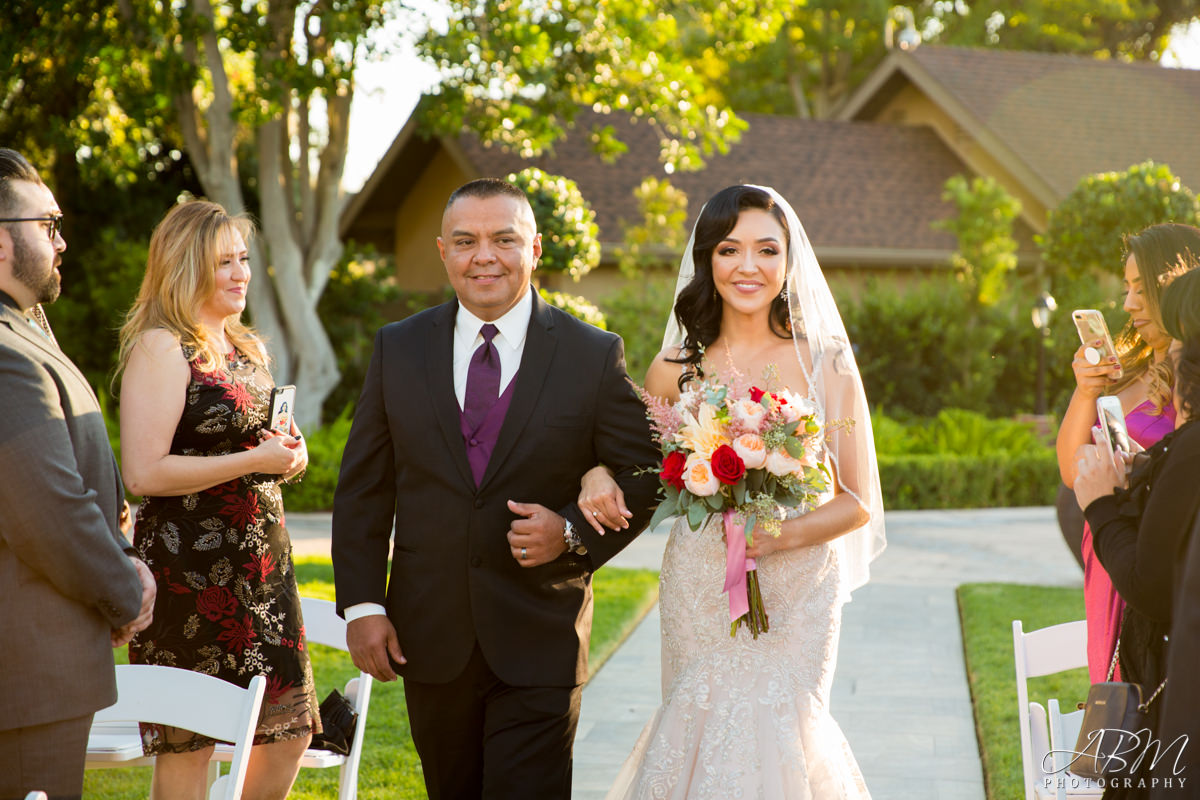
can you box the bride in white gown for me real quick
[578,185,886,799]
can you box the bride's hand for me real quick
[745,524,784,559]
[577,465,631,534]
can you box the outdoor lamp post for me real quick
[1032,291,1057,415]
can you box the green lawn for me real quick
[957,582,1090,800]
[83,557,659,798]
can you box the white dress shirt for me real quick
[344,288,534,623]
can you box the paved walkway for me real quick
[287,506,1086,799]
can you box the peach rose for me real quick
[683,453,721,497]
[731,398,767,429]
[732,433,768,470]
[765,448,805,477]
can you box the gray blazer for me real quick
[0,298,142,730]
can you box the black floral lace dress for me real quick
[129,347,319,753]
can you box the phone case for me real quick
[1096,395,1131,457]
[270,385,296,434]
[1072,309,1123,380]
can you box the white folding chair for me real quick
[1012,619,1100,800]
[211,597,374,800]
[87,664,265,800]
[1048,699,1104,799]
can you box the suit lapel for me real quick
[0,304,94,398]
[425,300,477,490]
[478,291,557,490]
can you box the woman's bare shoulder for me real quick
[644,348,684,402]
[129,328,188,369]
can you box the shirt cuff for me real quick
[344,602,387,622]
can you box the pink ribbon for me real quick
[722,509,756,622]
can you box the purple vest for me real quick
[460,373,518,486]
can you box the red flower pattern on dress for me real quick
[217,614,256,654]
[196,586,238,621]
[221,492,260,528]
[243,551,277,582]
[224,380,256,414]
[265,674,296,705]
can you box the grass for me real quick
[83,557,659,798]
[957,582,1090,800]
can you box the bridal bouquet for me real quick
[639,375,831,638]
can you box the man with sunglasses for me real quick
[0,148,155,799]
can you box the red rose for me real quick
[660,450,687,490]
[749,387,766,403]
[196,585,237,621]
[710,444,746,485]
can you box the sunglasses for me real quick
[0,213,63,241]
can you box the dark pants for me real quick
[0,713,92,800]
[403,642,582,800]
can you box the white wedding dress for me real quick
[605,495,871,800]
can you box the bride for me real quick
[578,185,886,799]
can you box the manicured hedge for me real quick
[878,451,1059,510]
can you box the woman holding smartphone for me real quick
[116,200,316,799]
[1055,222,1200,683]
[1074,266,1200,796]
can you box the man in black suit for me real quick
[332,178,660,798]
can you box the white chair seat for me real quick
[1047,699,1105,798]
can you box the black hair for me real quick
[0,148,43,218]
[445,178,531,212]
[1160,266,1200,419]
[667,185,791,390]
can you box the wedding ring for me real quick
[520,547,527,560]
[591,510,599,517]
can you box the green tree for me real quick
[615,178,690,278]
[934,174,1022,307]
[414,0,747,171]
[507,168,601,281]
[1040,161,1200,281]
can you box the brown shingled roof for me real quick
[855,45,1200,200]
[455,109,975,259]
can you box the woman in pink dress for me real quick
[1055,223,1200,681]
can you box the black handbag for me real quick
[309,689,359,756]
[1072,639,1166,780]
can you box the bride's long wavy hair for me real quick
[667,186,791,389]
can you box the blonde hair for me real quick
[117,200,268,387]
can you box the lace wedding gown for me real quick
[606,497,870,799]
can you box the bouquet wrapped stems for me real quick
[732,568,770,639]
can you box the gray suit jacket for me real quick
[0,298,142,730]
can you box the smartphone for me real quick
[1096,395,1131,463]
[269,385,296,435]
[1072,309,1123,380]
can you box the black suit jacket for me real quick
[332,291,660,687]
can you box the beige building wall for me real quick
[392,149,473,291]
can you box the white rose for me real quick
[778,390,817,423]
[683,453,721,496]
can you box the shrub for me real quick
[507,168,600,281]
[538,288,606,329]
[281,412,352,512]
[879,452,1058,509]
[597,273,678,383]
[317,243,400,420]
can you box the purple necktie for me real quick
[463,323,500,433]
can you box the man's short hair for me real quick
[445,178,530,213]
[0,149,43,218]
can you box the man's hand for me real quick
[112,556,156,648]
[506,500,569,567]
[347,614,405,682]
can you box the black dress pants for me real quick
[403,642,582,800]
[0,712,92,800]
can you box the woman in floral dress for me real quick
[117,200,318,799]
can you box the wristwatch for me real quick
[563,519,587,556]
